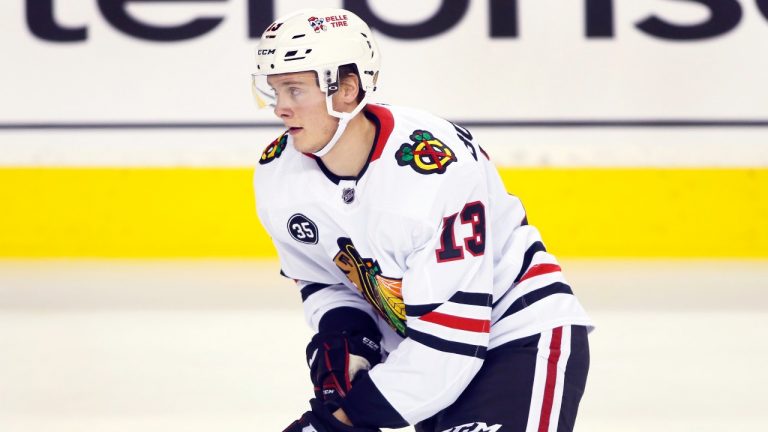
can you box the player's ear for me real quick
[338,72,361,104]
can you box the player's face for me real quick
[267,72,339,154]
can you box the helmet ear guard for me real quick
[251,9,381,156]
[323,68,341,97]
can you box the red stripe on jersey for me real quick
[365,104,394,162]
[519,263,562,283]
[420,311,490,333]
[538,326,563,432]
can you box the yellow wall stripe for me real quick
[502,168,768,258]
[1,168,274,258]
[1,168,766,258]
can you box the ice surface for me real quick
[1,260,766,431]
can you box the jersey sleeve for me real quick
[258,212,380,333]
[339,164,494,427]
[296,280,380,332]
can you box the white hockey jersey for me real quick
[254,104,593,427]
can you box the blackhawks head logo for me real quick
[259,132,287,165]
[395,130,457,175]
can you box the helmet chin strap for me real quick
[311,92,370,158]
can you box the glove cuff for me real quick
[318,307,381,341]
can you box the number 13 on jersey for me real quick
[436,201,486,262]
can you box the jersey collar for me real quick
[364,104,394,163]
[310,104,395,185]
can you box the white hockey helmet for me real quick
[251,9,382,157]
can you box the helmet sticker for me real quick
[264,22,283,38]
[308,14,350,33]
[325,15,349,28]
[308,16,327,33]
[395,130,457,175]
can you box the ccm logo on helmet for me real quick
[257,49,276,55]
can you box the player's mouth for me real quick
[288,127,303,135]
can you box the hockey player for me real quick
[251,8,593,432]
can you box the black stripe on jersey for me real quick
[493,241,548,308]
[406,303,441,318]
[497,282,574,322]
[514,241,547,284]
[408,328,488,359]
[405,292,491,318]
[450,291,492,307]
[300,283,332,301]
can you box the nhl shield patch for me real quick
[259,132,288,165]
[395,130,457,175]
[342,187,355,204]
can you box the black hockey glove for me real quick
[306,308,383,407]
[282,399,379,432]
[306,330,382,406]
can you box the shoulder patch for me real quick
[395,129,457,175]
[259,132,288,165]
[287,213,319,244]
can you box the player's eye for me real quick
[289,87,303,97]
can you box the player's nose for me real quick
[273,98,293,120]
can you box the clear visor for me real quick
[250,74,276,109]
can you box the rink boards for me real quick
[1,167,766,258]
